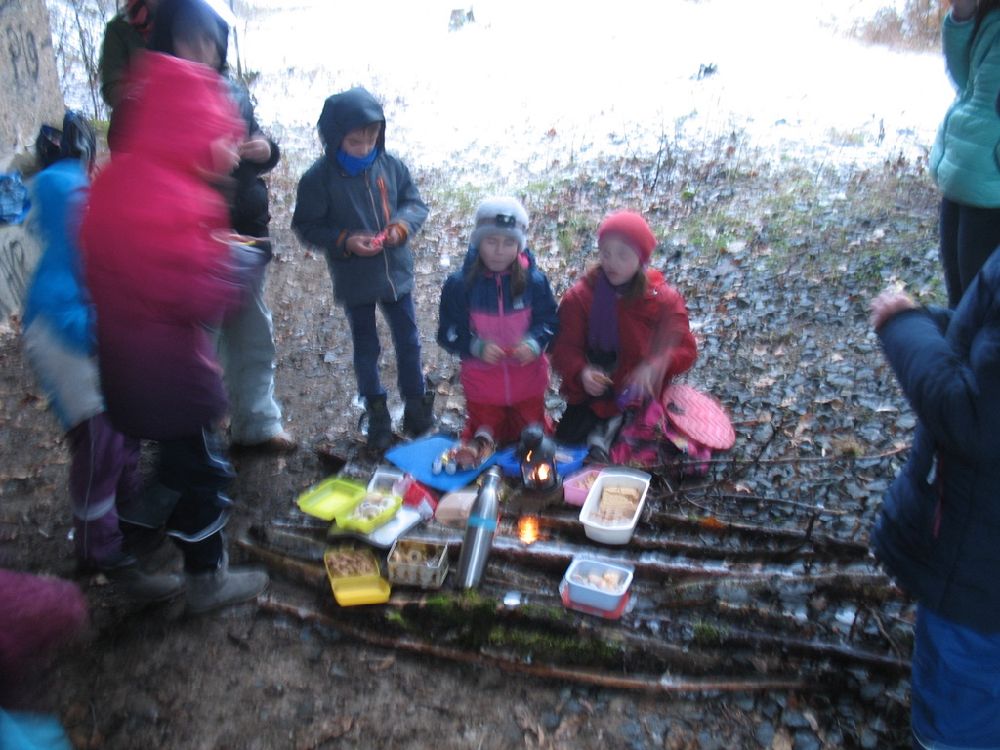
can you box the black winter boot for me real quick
[365,395,393,451]
[403,389,435,437]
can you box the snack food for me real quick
[389,543,436,566]
[387,540,449,588]
[346,493,395,522]
[323,548,377,578]
[592,485,640,523]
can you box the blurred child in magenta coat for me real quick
[81,26,268,615]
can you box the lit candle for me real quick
[518,515,540,545]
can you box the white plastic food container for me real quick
[578,468,650,544]
[563,557,634,611]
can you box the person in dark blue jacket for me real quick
[149,0,296,453]
[438,197,558,452]
[870,274,1000,750]
[292,87,432,451]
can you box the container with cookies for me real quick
[578,468,650,544]
[323,546,391,606]
[386,539,449,589]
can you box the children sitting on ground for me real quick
[292,86,433,452]
[437,197,559,466]
[550,210,697,462]
[21,111,183,602]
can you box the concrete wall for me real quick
[0,0,65,322]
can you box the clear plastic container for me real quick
[367,466,405,497]
[387,539,448,589]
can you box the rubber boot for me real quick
[403,389,435,437]
[103,559,185,603]
[365,395,393,451]
[185,551,268,615]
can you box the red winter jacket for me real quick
[551,267,697,419]
[81,53,244,440]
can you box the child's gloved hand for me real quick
[347,233,382,257]
[381,223,408,248]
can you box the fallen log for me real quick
[258,595,812,695]
[241,535,908,678]
[701,624,911,676]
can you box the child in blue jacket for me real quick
[21,111,182,602]
[292,87,432,451]
[438,197,559,455]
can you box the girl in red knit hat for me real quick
[550,210,697,461]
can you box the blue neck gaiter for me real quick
[336,147,379,176]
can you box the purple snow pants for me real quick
[66,412,141,568]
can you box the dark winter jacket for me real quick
[227,76,279,241]
[99,12,146,111]
[81,53,245,441]
[291,87,428,307]
[438,247,558,406]
[872,250,1000,634]
[551,267,697,420]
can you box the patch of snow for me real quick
[238,0,952,173]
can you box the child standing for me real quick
[437,197,559,454]
[292,87,432,451]
[149,0,295,452]
[81,51,267,614]
[551,210,697,461]
[21,111,183,602]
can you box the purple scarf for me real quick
[587,269,622,354]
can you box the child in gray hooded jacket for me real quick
[292,87,431,450]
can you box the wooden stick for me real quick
[642,509,870,556]
[236,536,326,587]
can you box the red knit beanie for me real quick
[597,211,656,266]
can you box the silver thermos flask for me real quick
[456,466,503,589]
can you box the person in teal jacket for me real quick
[931,0,1000,306]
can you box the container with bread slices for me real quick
[578,468,651,544]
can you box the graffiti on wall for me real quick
[5,20,40,86]
[0,234,29,317]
